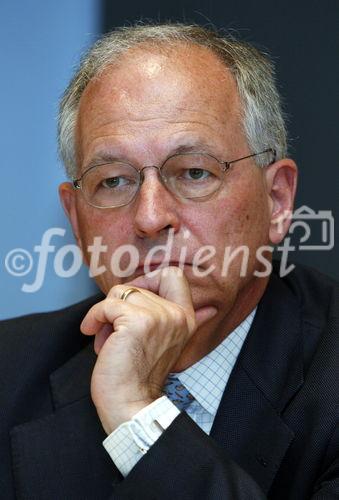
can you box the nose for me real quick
[133,168,181,239]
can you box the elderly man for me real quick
[0,24,338,499]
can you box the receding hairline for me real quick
[74,41,243,171]
[78,39,239,102]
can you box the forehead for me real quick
[76,44,243,165]
[81,43,238,113]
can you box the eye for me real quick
[101,176,130,189]
[184,168,211,180]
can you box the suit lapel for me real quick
[11,342,123,499]
[210,272,304,494]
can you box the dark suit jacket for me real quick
[0,264,338,499]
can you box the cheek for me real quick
[76,206,134,260]
[221,195,269,243]
[76,209,136,292]
[223,173,269,237]
[185,176,270,251]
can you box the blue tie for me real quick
[163,374,195,411]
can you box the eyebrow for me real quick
[171,142,216,155]
[83,153,123,171]
[83,141,218,172]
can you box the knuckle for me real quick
[102,297,116,317]
[171,305,188,330]
[139,311,157,331]
[107,285,121,299]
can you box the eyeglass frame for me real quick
[72,147,276,209]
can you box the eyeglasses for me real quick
[73,148,276,209]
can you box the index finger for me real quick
[127,266,191,309]
[127,266,217,329]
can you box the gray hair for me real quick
[58,23,287,179]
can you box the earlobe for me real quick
[265,159,298,244]
[59,182,83,249]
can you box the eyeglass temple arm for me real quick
[224,148,276,169]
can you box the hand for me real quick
[80,267,217,434]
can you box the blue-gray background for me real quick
[1,0,338,320]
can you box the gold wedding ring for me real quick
[120,287,140,301]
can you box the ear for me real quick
[59,182,84,252]
[264,159,298,244]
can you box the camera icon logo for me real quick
[276,205,334,251]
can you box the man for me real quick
[0,24,338,499]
